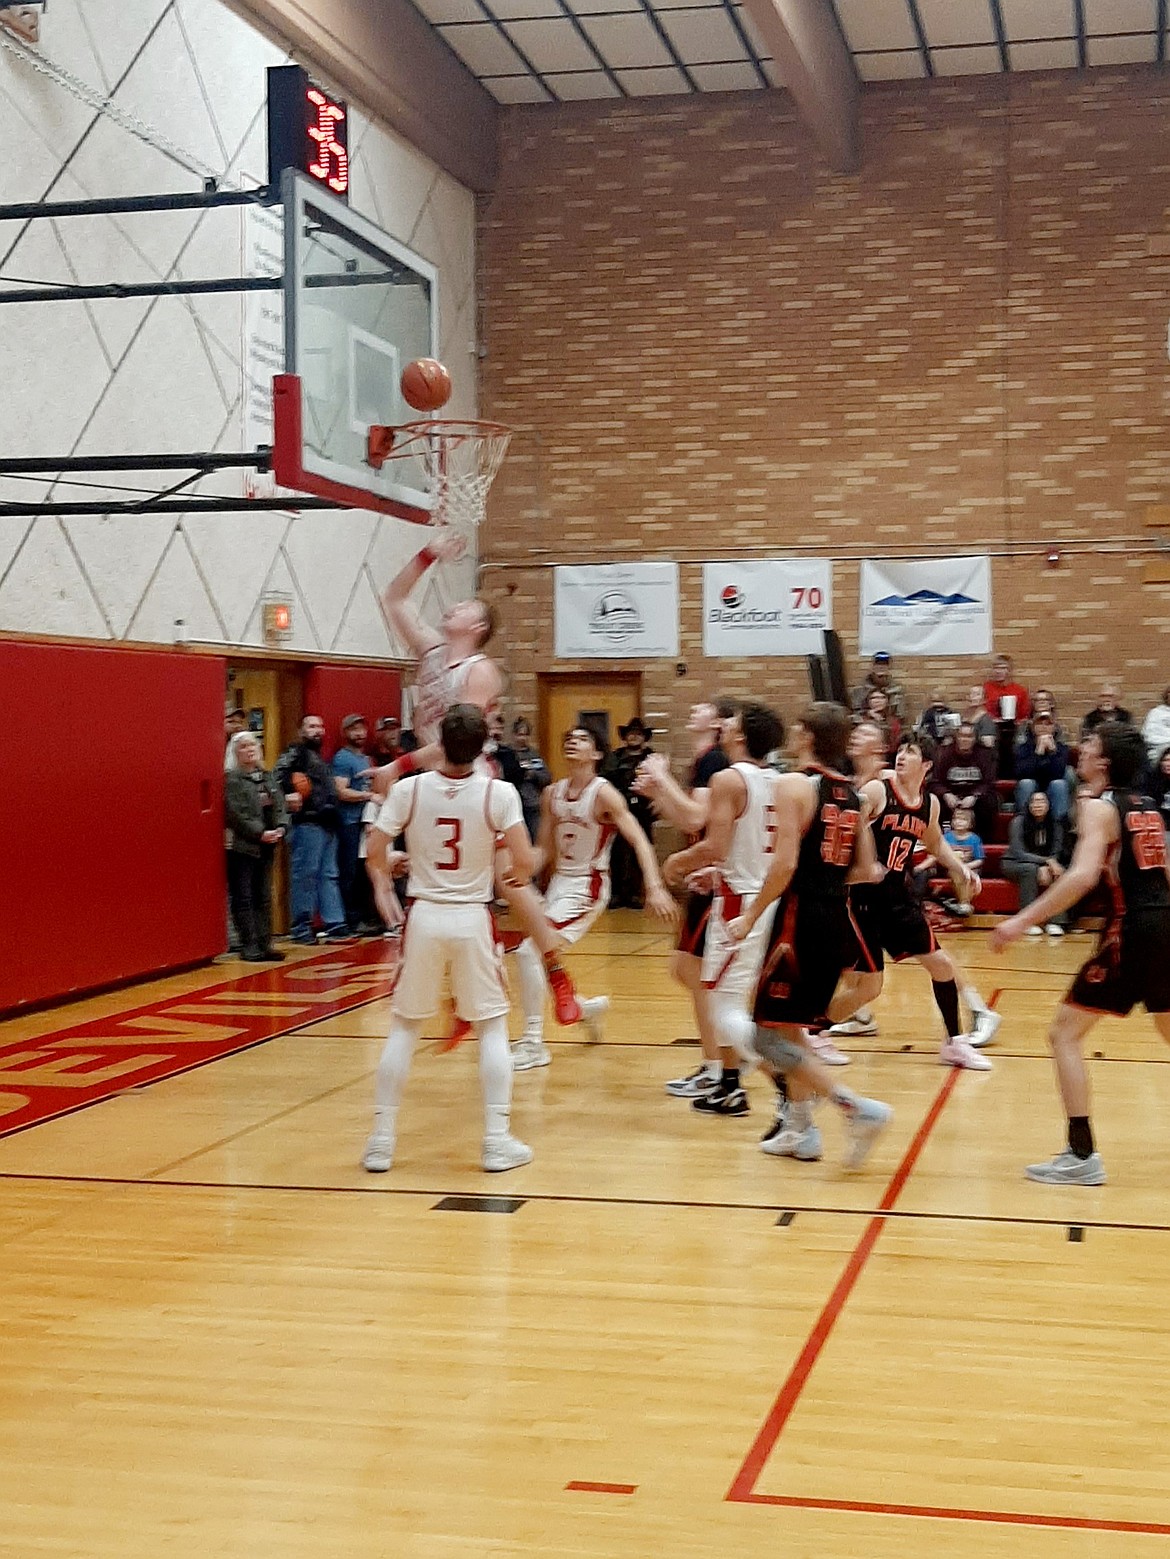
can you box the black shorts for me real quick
[677,891,713,957]
[753,892,864,1029]
[850,882,937,972]
[1067,910,1170,1016]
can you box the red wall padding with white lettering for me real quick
[0,643,227,1014]
[304,664,402,760]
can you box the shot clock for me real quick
[267,64,349,200]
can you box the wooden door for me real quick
[538,674,642,782]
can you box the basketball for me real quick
[291,771,311,798]
[400,357,451,413]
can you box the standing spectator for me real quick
[605,717,656,908]
[1147,747,1170,831]
[1015,711,1071,819]
[332,714,378,934]
[852,652,905,720]
[224,732,289,962]
[225,705,247,746]
[984,654,1031,779]
[1081,683,1131,740]
[484,710,524,789]
[511,717,551,842]
[916,690,959,745]
[274,715,348,945]
[931,721,998,840]
[1002,791,1067,936]
[1142,688,1170,765]
[859,686,901,758]
[958,685,997,752]
[371,716,402,765]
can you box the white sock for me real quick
[373,1018,421,1131]
[962,985,988,1015]
[702,1059,723,1081]
[787,1099,813,1132]
[516,938,547,1035]
[477,1014,513,1140]
[830,1084,859,1112]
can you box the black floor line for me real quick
[2,1168,1169,1234]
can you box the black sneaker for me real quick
[759,1110,788,1145]
[692,1081,749,1115]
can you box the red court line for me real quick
[737,1494,1170,1536]
[566,1481,638,1495]
[726,1066,961,1503]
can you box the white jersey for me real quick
[550,775,615,879]
[720,762,776,896]
[412,646,497,745]
[374,769,521,904]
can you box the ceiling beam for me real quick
[233,0,499,192]
[739,0,860,172]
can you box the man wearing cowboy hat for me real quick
[606,716,657,909]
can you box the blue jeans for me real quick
[1015,777,1070,820]
[289,822,346,940]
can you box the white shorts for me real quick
[701,888,774,1002]
[544,870,610,947]
[391,898,509,1023]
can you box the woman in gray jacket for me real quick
[225,732,290,961]
[1002,790,1068,937]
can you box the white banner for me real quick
[859,556,992,657]
[702,559,831,657]
[243,204,285,500]
[554,564,679,659]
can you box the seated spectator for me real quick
[1026,688,1071,746]
[916,690,959,745]
[941,803,984,917]
[858,686,902,758]
[224,731,289,961]
[1014,711,1071,819]
[852,651,905,721]
[1002,791,1068,936]
[1146,746,1170,830]
[958,685,997,753]
[931,722,997,840]
[1081,683,1131,740]
[1142,688,1170,765]
[984,653,1031,779]
[511,717,551,842]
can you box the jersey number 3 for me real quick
[435,817,462,871]
[820,804,858,867]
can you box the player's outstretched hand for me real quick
[632,752,669,797]
[685,866,719,895]
[644,884,678,925]
[990,914,1026,953]
[429,527,466,564]
[727,915,750,943]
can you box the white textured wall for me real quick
[0,0,478,655]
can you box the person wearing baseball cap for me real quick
[852,652,904,721]
[333,714,377,933]
[607,717,656,908]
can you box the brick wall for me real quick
[477,67,1170,743]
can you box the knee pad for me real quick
[751,1027,806,1075]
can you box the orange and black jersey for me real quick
[1107,790,1170,917]
[870,777,932,880]
[794,768,864,900]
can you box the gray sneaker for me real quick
[362,1130,395,1174]
[843,1097,893,1170]
[511,1037,551,1071]
[483,1134,534,1172]
[761,1123,823,1161]
[1025,1151,1106,1186]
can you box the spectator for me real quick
[274,715,349,946]
[941,802,984,918]
[225,705,247,746]
[1081,683,1131,741]
[511,717,552,842]
[858,686,901,758]
[1142,688,1170,765]
[916,690,959,746]
[1147,747,1170,831]
[484,710,525,789]
[931,721,998,840]
[224,732,289,962]
[984,654,1031,780]
[958,685,997,752]
[1015,711,1071,820]
[398,727,420,755]
[1027,688,1071,747]
[1002,791,1068,936]
[332,714,379,935]
[371,716,402,765]
[605,717,656,908]
[852,652,905,720]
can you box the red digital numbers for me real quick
[1127,811,1166,870]
[435,817,462,872]
[306,87,349,195]
[791,587,824,611]
[820,804,858,867]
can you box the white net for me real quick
[389,419,512,536]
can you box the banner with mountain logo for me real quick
[554,563,679,659]
[859,556,992,656]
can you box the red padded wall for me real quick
[303,664,401,759]
[0,642,227,1014]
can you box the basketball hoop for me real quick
[367,418,512,536]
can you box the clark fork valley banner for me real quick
[554,563,679,659]
[859,556,992,657]
[702,560,832,657]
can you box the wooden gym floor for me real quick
[1,917,1169,1557]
